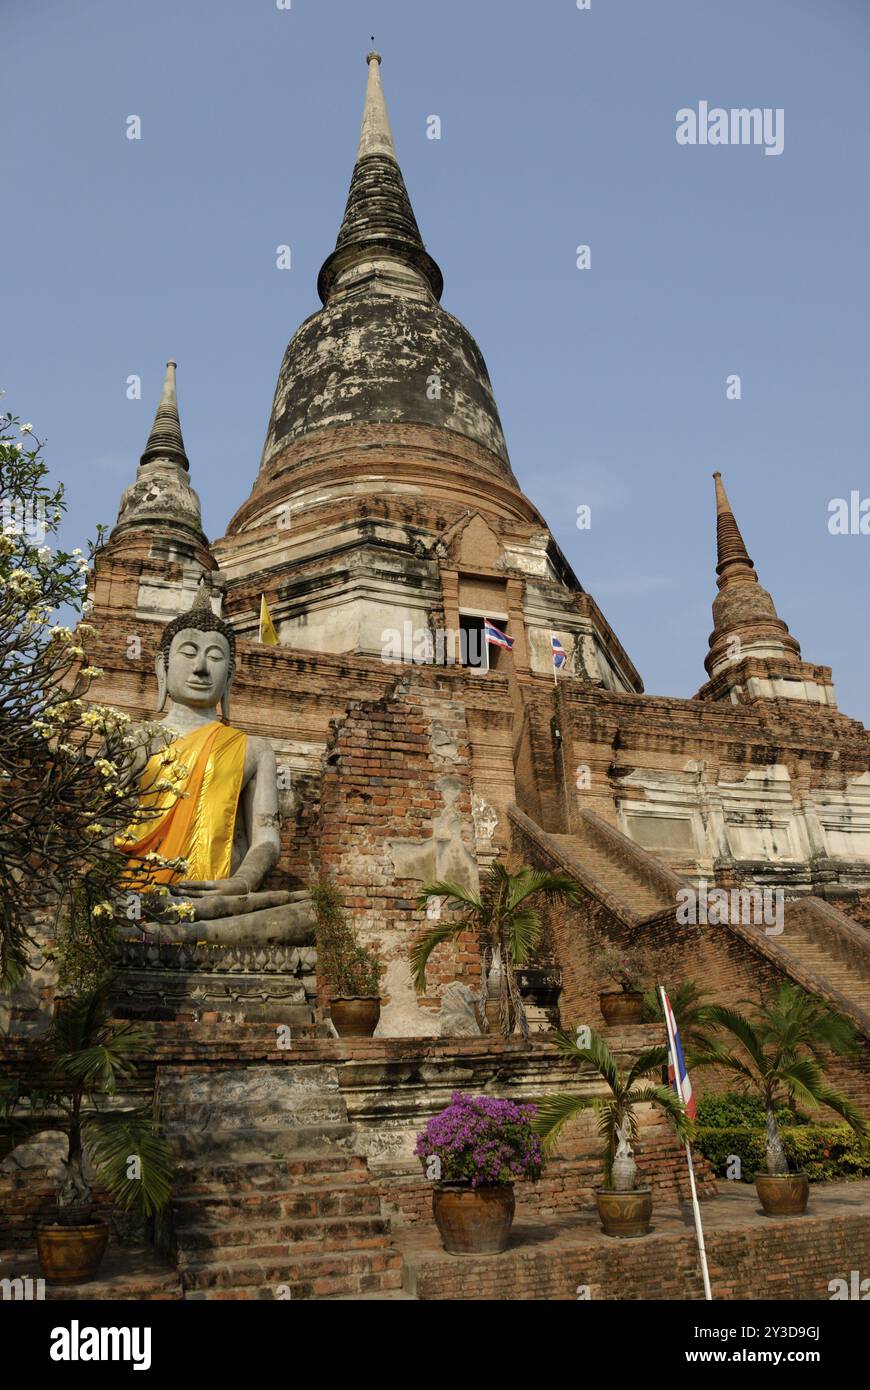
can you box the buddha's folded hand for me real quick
[173,876,251,897]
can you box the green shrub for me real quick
[695,1124,870,1182]
[311,881,382,998]
[695,1091,807,1129]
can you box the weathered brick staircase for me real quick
[548,830,673,920]
[512,804,870,1039]
[157,1065,405,1299]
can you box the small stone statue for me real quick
[118,579,314,945]
[437,982,483,1037]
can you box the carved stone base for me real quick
[110,941,318,1025]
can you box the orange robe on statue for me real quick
[118,722,247,885]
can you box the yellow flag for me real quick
[259,593,279,645]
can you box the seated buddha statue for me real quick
[118,580,314,945]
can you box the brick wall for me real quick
[381,1136,717,1229]
[318,673,482,1019]
[405,1203,870,1300]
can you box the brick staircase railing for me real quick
[509,803,870,1042]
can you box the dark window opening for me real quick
[458,615,509,671]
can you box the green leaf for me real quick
[82,1110,174,1217]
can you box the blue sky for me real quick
[3,0,869,716]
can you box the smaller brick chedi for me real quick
[87,54,870,1038]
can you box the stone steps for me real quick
[168,1123,355,1163]
[543,813,870,1029]
[550,833,673,919]
[172,1185,382,1226]
[176,1215,392,1264]
[159,1094,348,1127]
[327,1288,419,1300]
[180,1248,404,1299]
[173,1151,371,1194]
[159,1063,405,1301]
[779,929,870,1012]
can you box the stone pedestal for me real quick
[110,940,317,1025]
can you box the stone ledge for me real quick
[0,1245,182,1301]
[397,1180,870,1301]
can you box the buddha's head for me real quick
[155,579,236,720]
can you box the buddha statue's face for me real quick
[164,627,232,710]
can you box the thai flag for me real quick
[552,634,567,669]
[483,619,513,650]
[661,987,696,1119]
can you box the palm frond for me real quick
[624,1045,669,1090]
[642,980,722,1057]
[506,870,580,911]
[409,919,469,992]
[555,1029,621,1095]
[691,1046,758,1086]
[52,1027,144,1095]
[414,881,483,914]
[810,1084,868,1136]
[627,1084,691,1142]
[83,1110,174,1217]
[705,1005,767,1074]
[531,1092,596,1152]
[505,907,541,967]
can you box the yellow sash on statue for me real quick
[119,722,247,884]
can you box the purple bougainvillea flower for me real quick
[415,1092,544,1188]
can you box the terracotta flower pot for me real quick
[433,1184,515,1254]
[37,1219,109,1284]
[754,1171,809,1217]
[595,1186,653,1238]
[56,1202,95,1227]
[599,990,644,1024]
[330,996,380,1037]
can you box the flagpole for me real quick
[659,985,713,1301]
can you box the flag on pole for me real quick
[661,987,696,1118]
[551,634,567,670]
[483,619,513,650]
[659,984,711,1299]
[258,594,279,646]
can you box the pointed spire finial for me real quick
[357,48,395,161]
[712,470,754,578]
[702,470,802,685]
[317,55,443,303]
[140,359,189,471]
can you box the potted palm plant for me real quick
[0,983,173,1284]
[533,1029,690,1237]
[694,983,867,1216]
[594,942,647,1024]
[415,1092,543,1254]
[312,881,383,1036]
[412,863,580,1037]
